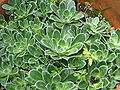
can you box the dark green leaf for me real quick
[53,30,60,41]
[5,83,16,90]
[78,81,88,89]
[107,53,116,62]
[40,2,46,13]
[52,74,61,83]
[60,69,69,81]
[116,54,120,67]
[99,65,108,76]
[102,78,109,87]
[35,80,46,89]
[91,68,100,77]
[63,81,74,89]
[46,26,54,38]
[72,33,86,45]
[42,71,51,83]
[29,70,42,81]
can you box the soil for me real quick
[0,0,8,19]
[116,85,120,90]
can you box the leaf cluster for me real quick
[0,0,120,90]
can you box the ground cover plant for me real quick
[0,0,120,90]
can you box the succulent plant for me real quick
[28,64,78,90]
[0,0,120,90]
[108,30,120,49]
[38,25,88,60]
[50,1,84,28]
[82,17,109,34]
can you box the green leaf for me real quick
[14,57,23,66]
[116,54,120,67]
[35,80,46,89]
[2,4,13,10]
[53,30,60,41]
[113,68,120,80]
[88,59,93,66]
[42,71,51,83]
[35,34,42,42]
[34,17,40,25]
[23,19,29,28]
[109,32,118,45]
[0,47,6,57]
[2,33,12,44]
[99,65,108,76]
[59,1,66,11]
[50,15,61,22]
[7,46,18,53]
[45,50,57,56]
[59,39,65,47]
[60,69,69,81]
[54,22,63,29]
[28,38,35,45]
[11,67,18,75]
[106,53,116,62]
[41,38,52,48]
[88,85,96,90]
[27,45,43,57]
[29,70,42,81]
[29,2,36,14]
[50,3,58,15]
[91,68,100,77]
[16,33,24,42]
[28,58,36,64]
[97,25,107,32]
[90,44,98,50]
[0,15,5,20]
[63,9,70,18]
[70,42,83,50]
[99,43,106,51]
[25,31,32,40]
[52,74,61,83]
[27,4,33,14]
[92,17,99,25]
[46,26,54,39]
[5,83,16,90]
[73,13,84,20]
[20,3,26,13]
[72,33,86,45]
[47,64,56,73]
[67,1,75,10]
[14,77,25,84]
[88,33,101,42]
[102,78,109,87]
[0,76,8,86]
[55,82,63,89]
[94,82,103,89]
[96,50,103,57]
[61,25,70,38]
[15,86,26,90]
[70,6,76,15]
[47,83,53,90]
[108,77,116,88]
[69,58,86,69]
[40,2,46,13]
[78,81,88,89]
[63,81,74,89]
[0,20,7,28]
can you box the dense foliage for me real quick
[0,0,120,90]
